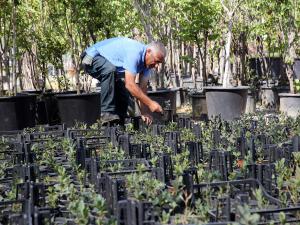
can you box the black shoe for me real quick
[101,112,120,125]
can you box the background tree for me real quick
[170,0,221,85]
[220,0,244,87]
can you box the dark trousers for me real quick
[84,55,130,120]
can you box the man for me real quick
[81,37,165,125]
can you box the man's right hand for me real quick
[125,70,163,113]
[149,100,163,113]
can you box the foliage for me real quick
[294,79,300,93]
[247,0,300,91]
[253,188,268,209]
[236,204,260,225]
[126,164,180,221]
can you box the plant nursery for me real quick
[1,0,300,224]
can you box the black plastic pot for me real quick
[56,93,101,127]
[249,58,263,77]
[147,88,177,123]
[267,57,284,80]
[41,92,61,125]
[22,90,62,125]
[190,92,208,120]
[249,57,285,80]
[279,93,300,118]
[204,86,248,121]
[0,95,36,131]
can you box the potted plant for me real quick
[247,0,293,110]
[275,0,300,118]
[0,1,38,131]
[204,0,249,121]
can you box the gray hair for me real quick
[148,41,166,57]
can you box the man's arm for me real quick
[138,73,152,113]
[125,70,162,113]
[138,73,154,125]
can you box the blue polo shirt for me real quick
[85,37,151,77]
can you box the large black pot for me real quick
[56,93,101,127]
[147,88,177,123]
[267,57,284,80]
[41,92,62,125]
[279,93,300,118]
[0,95,36,131]
[22,90,61,125]
[204,86,248,121]
[249,58,263,77]
[190,93,208,120]
[249,57,285,80]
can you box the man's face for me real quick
[145,49,164,69]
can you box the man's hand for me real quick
[141,113,153,125]
[125,71,161,112]
[149,100,163,113]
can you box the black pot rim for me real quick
[0,95,37,100]
[279,93,300,97]
[204,86,249,91]
[189,93,205,97]
[55,92,100,98]
[147,88,179,94]
[22,89,52,92]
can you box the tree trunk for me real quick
[191,44,196,81]
[181,42,186,76]
[12,1,17,95]
[0,55,3,94]
[287,64,295,94]
[18,58,23,91]
[240,32,247,84]
[7,50,12,93]
[287,32,296,93]
[170,30,174,74]
[132,0,154,42]
[177,40,182,86]
[56,70,61,92]
[46,74,53,90]
[223,18,233,87]
[60,57,69,90]
[202,31,208,84]
[257,37,268,79]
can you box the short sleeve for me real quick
[123,50,141,75]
